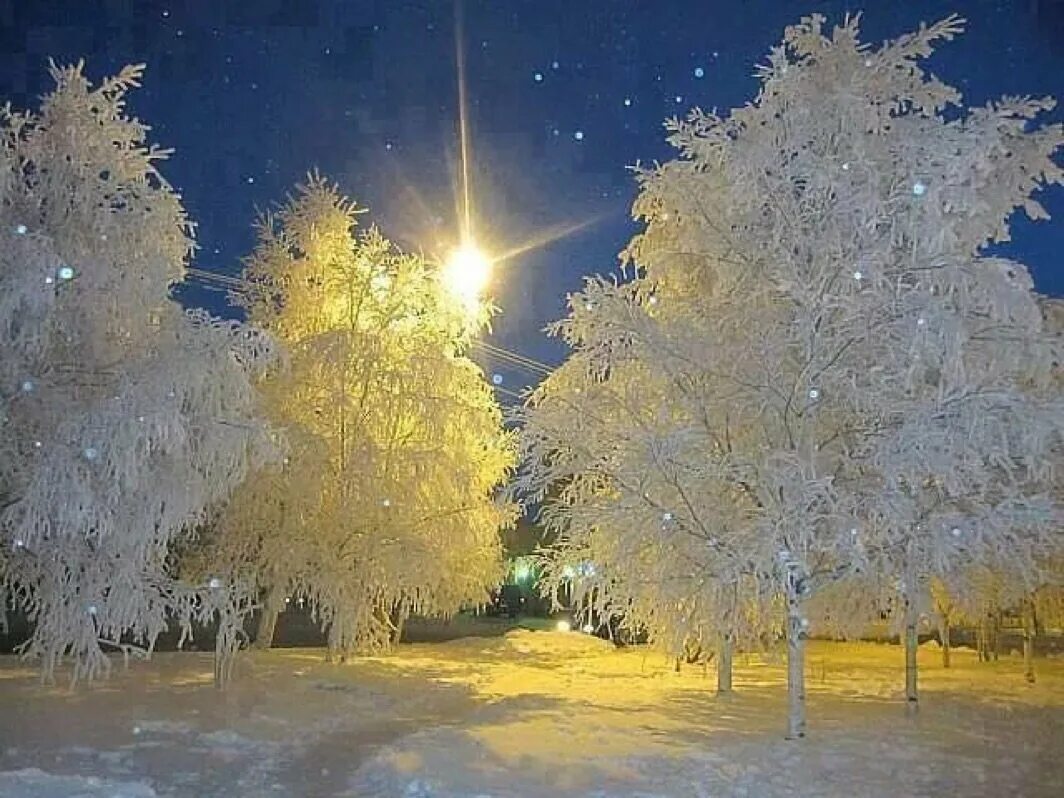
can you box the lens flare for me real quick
[444,242,491,305]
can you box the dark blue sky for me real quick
[1,1,1061,395]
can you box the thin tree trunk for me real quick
[785,579,806,740]
[252,584,285,651]
[1023,597,1036,685]
[978,613,991,662]
[391,607,408,646]
[987,612,995,663]
[717,631,733,694]
[940,619,951,669]
[903,596,918,708]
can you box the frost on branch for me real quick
[517,14,1063,736]
[205,176,517,658]
[0,62,277,685]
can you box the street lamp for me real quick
[443,242,491,308]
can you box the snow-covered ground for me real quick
[1,631,1061,797]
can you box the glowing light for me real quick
[912,181,926,196]
[443,243,491,306]
[208,577,222,589]
[514,561,533,582]
[582,623,594,634]
[492,373,503,385]
[15,224,27,235]
[556,620,571,633]
[694,66,705,78]
[83,446,99,461]
[561,565,576,579]
[808,388,820,400]
[21,380,34,392]
[58,266,75,281]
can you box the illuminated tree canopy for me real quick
[207,176,518,657]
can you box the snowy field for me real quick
[1,631,1062,797]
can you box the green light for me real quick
[514,560,533,582]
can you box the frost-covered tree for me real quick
[519,14,1063,738]
[518,289,776,695]
[208,177,516,657]
[0,62,276,685]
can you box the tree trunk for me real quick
[903,596,918,708]
[978,612,991,662]
[940,619,951,669]
[785,579,806,740]
[326,619,342,663]
[987,612,995,663]
[717,631,733,694]
[252,584,285,651]
[1023,598,1036,685]
[390,606,408,646]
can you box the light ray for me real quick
[455,0,474,245]
[490,214,610,264]
[439,1,612,301]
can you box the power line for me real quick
[470,339,553,378]
[180,267,553,395]
[494,385,525,401]
[183,267,247,291]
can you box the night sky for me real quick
[1,0,1062,397]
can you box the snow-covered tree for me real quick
[519,14,1063,738]
[0,62,276,685]
[518,298,776,694]
[208,176,516,657]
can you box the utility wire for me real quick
[470,340,553,377]
[494,385,525,401]
[180,267,554,393]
